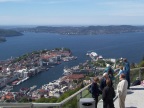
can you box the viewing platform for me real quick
[97,85,144,108]
[114,85,144,108]
[0,67,143,108]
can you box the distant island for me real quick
[15,25,144,35]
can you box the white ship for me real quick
[63,67,72,76]
[21,77,29,82]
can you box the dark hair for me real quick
[93,77,99,83]
[120,73,125,79]
[106,79,111,86]
[123,58,127,62]
[120,66,123,70]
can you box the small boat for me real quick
[30,85,37,91]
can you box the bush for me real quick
[138,61,144,67]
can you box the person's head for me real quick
[106,79,111,87]
[119,73,125,80]
[103,73,109,79]
[93,77,99,83]
[120,66,123,70]
[123,58,127,62]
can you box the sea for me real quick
[0,32,144,91]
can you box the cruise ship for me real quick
[63,67,72,76]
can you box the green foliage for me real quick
[63,48,71,52]
[32,51,40,54]
[130,62,136,69]
[35,86,82,103]
[141,55,144,61]
[95,59,106,67]
[19,97,30,103]
[85,76,91,80]
[54,48,61,51]
[35,97,57,103]
[138,61,144,67]
[106,61,113,66]
[62,97,77,108]
[41,50,48,53]
[73,80,77,83]
[87,72,95,77]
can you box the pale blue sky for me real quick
[0,0,144,25]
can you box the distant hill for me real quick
[0,29,23,37]
[15,25,144,35]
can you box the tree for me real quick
[141,55,144,61]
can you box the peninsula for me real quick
[0,37,6,42]
[0,29,23,42]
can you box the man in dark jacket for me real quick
[102,79,115,108]
[91,77,101,108]
[123,58,130,89]
[100,73,113,91]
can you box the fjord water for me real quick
[0,32,144,91]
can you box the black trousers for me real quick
[126,75,130,89]
[103,99,115,108]
[94,97,98,108]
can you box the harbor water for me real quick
[0,32,144,91]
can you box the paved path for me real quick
[98,85,144,108]
[114,85,144,108]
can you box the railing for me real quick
[0,67,144,108]
[0,84,92,108]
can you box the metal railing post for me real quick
[77,92,82,108]
[31,103,33,108]
[59,105,62,108]
[139,68,142,80]
[80,91,82,98]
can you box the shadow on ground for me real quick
[131,87,144,90]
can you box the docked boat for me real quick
[12,80,19,86]
[16,80,22,85]
[30,85,37,91]
[21,77,29,82]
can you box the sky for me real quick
[0,0,144,26]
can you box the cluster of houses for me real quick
[0,74,85,102]
[31,74,85,99]
[0,48,78,101]
[0,49,124,102]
